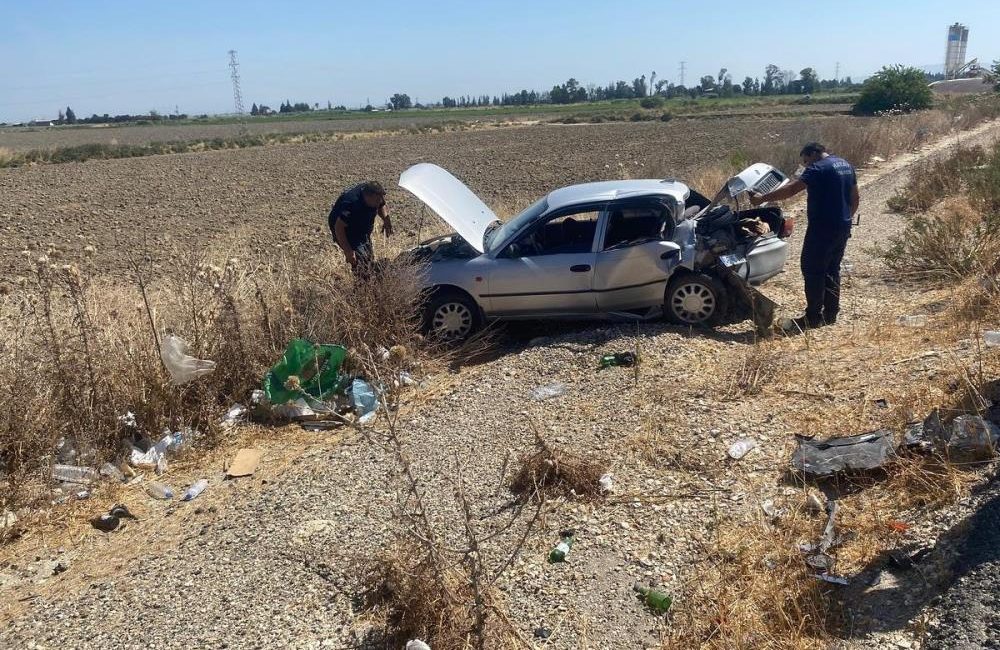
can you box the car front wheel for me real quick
[665,273,729,326]
[423,290,482,342]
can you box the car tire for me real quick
[664,273,729,326]
[422,289,482,343]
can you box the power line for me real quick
[228,50,245,116]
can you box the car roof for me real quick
[545,179,690,212]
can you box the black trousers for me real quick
[800,226,851,323]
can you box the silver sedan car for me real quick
[399,162,794,341]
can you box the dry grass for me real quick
[0,239,437,512]
[358,541,521,649]
[509,433,607,502]
[663,505,835,650]
[726,343,783,399]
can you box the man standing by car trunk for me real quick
[750,142,859,330]
[328,181,393,274]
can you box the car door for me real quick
[593,198,681,312]
[484,206,603,317]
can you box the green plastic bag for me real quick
[263,339,349,406]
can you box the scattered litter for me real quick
[868,155,886,165]
[804,492,825,514]
[399,371,416,387]
[806,554,834,570]
[888,546,931,569]
[220,404,247,429]
[791,430,896,478]
[160,335,216,385]
[896,315,927,328]
[761,499,783,519]
[226,449,262,478]
[814,573,849,586]
[75,490,90,500]
[349,378,379,417]
[533,627,552,640]
[263,339,349,407]
[271,398,318,421]
[405,641,431,650]
[727,438,757,460]
[531,382,567,401]
[598,473,614,493]
[599,351,637,369]
[1,510,17,530]
[633,583,673,613]
[300,420,346,432]
[119,411,138,430]
[51,464,98,485]
[357,411,376,426]
[946,415,999,461]
[99,462,125,483]
[983,331,1000,347]
[129,432,179,471]
[182,479,209,502]
[548,529,576,563]
[887,520,910,533]
[145,482,174,500]
[90,504,137,533]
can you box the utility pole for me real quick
[678,61,686,87]
[650,70,657,95]
[228,50,245,116]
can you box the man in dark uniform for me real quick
[328,181,393,273]
[750,142,859,330]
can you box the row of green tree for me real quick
[52,106,187,125]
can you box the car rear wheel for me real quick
[423,290,482,342]
[665,273,729,326]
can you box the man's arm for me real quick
[378,203,393,236]
[749,179,806,206]
[333,218,357,266]
[850,184,860,217]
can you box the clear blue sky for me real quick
[2,0,998,122]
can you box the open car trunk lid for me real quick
[719,162,790,199]
[398,163,499,253]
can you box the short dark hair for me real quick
[361,180,386,196]
[800,142,827,156]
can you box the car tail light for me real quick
[781,217,795,238]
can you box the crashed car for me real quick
[398,162,794,341]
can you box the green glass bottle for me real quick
[599,352,637,369]
[548,531,575,563]
[633,584,672,613]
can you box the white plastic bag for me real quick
[161,335,216,386]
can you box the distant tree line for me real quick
[416,65,860,109]
[50,106,187,125]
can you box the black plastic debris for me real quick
[533,627,552,640]
[791,430,896,478]
[947,415,1000,461]
[902,410,999,461]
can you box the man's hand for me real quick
[344,249,358,267]
[749,191,766,207]
[381,216,394,237]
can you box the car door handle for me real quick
[570,264,591,272]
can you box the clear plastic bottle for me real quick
[52,464,98,484]
[182,479,209,501]
[99,462,125,482]
[146,482,175,500]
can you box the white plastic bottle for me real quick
[182,479,209,502]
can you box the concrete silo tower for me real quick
[945,23,969,79]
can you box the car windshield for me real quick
[485,197,547,253]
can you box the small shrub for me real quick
[659,111,674,121]
[640,96,664,109]
[509,435,606,502]
[853,65,934,116]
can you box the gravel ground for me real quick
[1,119,998,650]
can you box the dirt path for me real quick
[2,120,998,650]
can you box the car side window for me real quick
[603,202,669,250]
[503,210,600,258]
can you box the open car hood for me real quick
[717,162,790,199]
[398,163,499,253]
